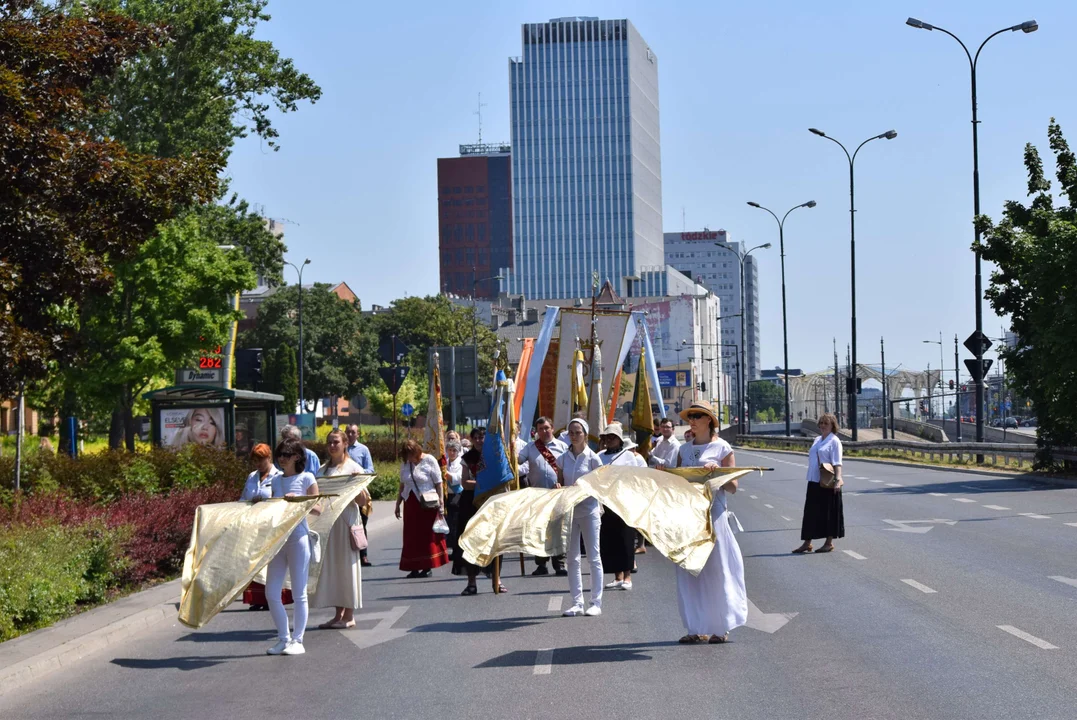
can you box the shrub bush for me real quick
[0,520,129,642]
[369,461,401,500]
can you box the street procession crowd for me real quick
[234,405,847,658]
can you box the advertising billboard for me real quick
[161,407,226,448]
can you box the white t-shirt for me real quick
[556,445,603,486]
[272,471,316,537]
[806,434,843,483]
[677,438,734,469]
[600,447,647,468]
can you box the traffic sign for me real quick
[963,331,992,357]
[379,336,409,365]
[401,403,414,417]
[1005,400,1012,410]
[378,365,409,395]
[963,358,994,382]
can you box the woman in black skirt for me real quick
[597,423,646,590]
[794,413,845,554]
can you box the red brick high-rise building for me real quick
[437,143,512,299]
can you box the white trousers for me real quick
[267,532,310,642]
[567,500,603,608]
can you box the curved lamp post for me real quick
[905,16,1037,456]
[808,128,897,440]
[747,200,816,436]
[284,258,311,411]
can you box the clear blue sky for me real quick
[226,0,1075,379]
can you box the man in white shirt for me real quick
[518,416,568,576]
[649,417,681,469]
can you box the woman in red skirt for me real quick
[394,439,448,577]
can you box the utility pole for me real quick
[954,335,962,441]
[846,344,852,431]
[880,337,887,439]
[833,338,841,427]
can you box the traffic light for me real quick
[949,379,955,390]
[235,348,263,389]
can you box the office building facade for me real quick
[437,143,513,299]
[503,17,664,299]
[664,229,761,382]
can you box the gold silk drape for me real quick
[459,465,757,576]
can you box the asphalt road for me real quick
[3,452,1076,720]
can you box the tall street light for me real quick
[809,127,897,440]
[923,332,946,417]
[284,258,311,412]
[715,241,772,434]
[747,200,817,436]
[905,17,1037,456]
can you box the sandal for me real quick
[461,585,478,596]
[318,619,343,629]
[816,545,835,553]
[497,584,509,593]
[709,634,729,644]
[792,545,813,554]
[678,634,709,644]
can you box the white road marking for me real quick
[885,483,903,487]
[1019,512,1051,520]
[853,476,869,480]
[764,503,774,508]
[745,598,798,634]
[1048,576,1077,589]
[534,648,554,675]
[996,625,1058,650]
[341,606,410,650]
[928,493,948,497]
[883,518,957,534]
[750,495,758,500]
[547,596,562,612]
[983,505,1010,511]
[954,498,977,503]
[843,550,867,560]
[1066,523,1077,528]
[901,579,938,594]
[960,485,986,492]
[781,516,792,522]
[870,479,884,484]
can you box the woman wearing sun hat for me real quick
[597,422,646,591]
[674,402,747,645]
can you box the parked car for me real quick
[990,418,1002,427]
[1021,417,1037,427]
[1003,417,1019,429]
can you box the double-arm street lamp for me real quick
[715,241,772,434]
[472,273,504,397]
[747,200,816,437]
[809,127,897,440]
[284,258,311,411]
[905,17,1037,454]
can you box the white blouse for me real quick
[806,434,843,484]
[400,454,443,501]
[556,446,603,486]
[677,438,734,468]
[445,457,464,488]
[240,466,281,501]
[600,447,647,468]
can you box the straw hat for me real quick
[599,421,637,450]
[678,402,720,428]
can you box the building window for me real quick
[453,187,462,194]
[465,186,474,193]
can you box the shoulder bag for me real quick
[349,522,368,551]
[819,462,838,489]
[410,462,441,509]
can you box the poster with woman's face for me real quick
[162,407,226,448]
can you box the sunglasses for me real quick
[686,412,707,420]
[279,452,297,459]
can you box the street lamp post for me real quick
[923,332,946,418]
[715,241,771,434]
[471,273,504,400]
[954,335,962,441]
[809,127,897,440]
[284,258,311,412]
[905,16,1037,456]
[747,200,816,436]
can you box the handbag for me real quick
[410,462,441,509]
[819,462,838,489]
[349,523,368,551]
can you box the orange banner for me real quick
[514,338,535,421]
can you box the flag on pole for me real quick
[513,338,535,422]
[476,354,518,505]
[423,352,447,477]
[631,343,655,462]
[586,341,607,443]
[571,346,589,413]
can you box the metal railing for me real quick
[734,434,1038,468]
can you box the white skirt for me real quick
[311,503,362,609]
[675,504,747,636]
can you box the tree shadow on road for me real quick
[476,641,678,668]
[408,616,549,634]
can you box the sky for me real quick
[225,0,1076,380]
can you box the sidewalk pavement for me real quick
[0,500,398,697]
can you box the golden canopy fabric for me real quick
[179,473,374,629]
[459,465,757,576]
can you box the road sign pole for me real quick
[393,392,398,449]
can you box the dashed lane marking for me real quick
[547,596,562,613]
[1048,576,1077,589]
[843,550,867,560]
[870,480,884,484]
[1066,523,1077,528]
[983,505,1010,511]
[928,493,948,497]
[750,495,758,500]
[885,483,903,487]
[1019,512,1051,520]
[954,498,977,503]
[534,648,554,675]
[781,516,792,522]
[901,579,938,594]
[996,625,1058,650]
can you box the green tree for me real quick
[277,343,298,412]
[748,381,785,418]
[977,119,1077,464]
[367,373,423,424]
[72,212,256,449]
[241,285,377,407]
[0,1,221,398]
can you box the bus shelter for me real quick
[143,385,284,456]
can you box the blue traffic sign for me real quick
[401,403,414,417]
[1004,400,1011,410]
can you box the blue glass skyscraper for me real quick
[503,17,664,299]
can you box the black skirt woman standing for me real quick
[794,413,845,554]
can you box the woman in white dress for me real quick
[555,418,604,617]
[675,402,747,645]
[314,429,371,629]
